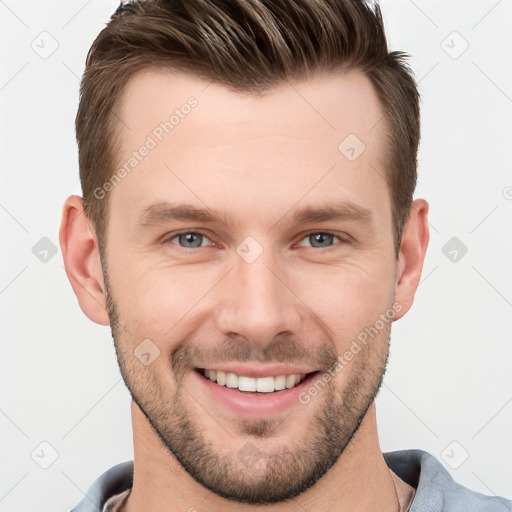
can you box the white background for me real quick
[1,1,511,510]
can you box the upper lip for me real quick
[195,364,318,378]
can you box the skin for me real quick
[60,68,429,511]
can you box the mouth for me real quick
[192,366,323,415]
[194,367,320,394]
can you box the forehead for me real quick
[116,67,385,151]
[110,68,389,230]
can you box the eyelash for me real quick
[163,229,348,251]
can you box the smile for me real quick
[197,368,307,393]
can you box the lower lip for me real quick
[191,369,320,416]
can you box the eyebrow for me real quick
[135,200,374,230]
[136,202,231,229]
[290,201,374,226]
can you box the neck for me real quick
[125,402,398,512]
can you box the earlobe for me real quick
[59,195,110,326]
[393,199,430,321]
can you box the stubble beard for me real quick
[101,261,391,504]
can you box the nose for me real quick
[214,248,303,347]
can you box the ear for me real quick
[59,195,110,326]
[393,198,430,321]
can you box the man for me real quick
[59,0,511,511]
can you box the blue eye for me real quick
[298,231,344,249]
[168,231,214,249]
[164,230,346,251]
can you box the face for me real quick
[99,68,400,504]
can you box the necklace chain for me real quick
[389,468,402,512]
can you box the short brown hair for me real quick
[76,0,420,256]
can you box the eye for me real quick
[162,230,348,251]
[297,231,347,250]
[165,230,215,249]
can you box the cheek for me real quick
[112,262,219,339]
[109,244,396,351]
[293,260,395,343]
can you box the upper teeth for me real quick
[203,369,306,392]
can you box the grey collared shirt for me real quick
[70,449,512,511]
